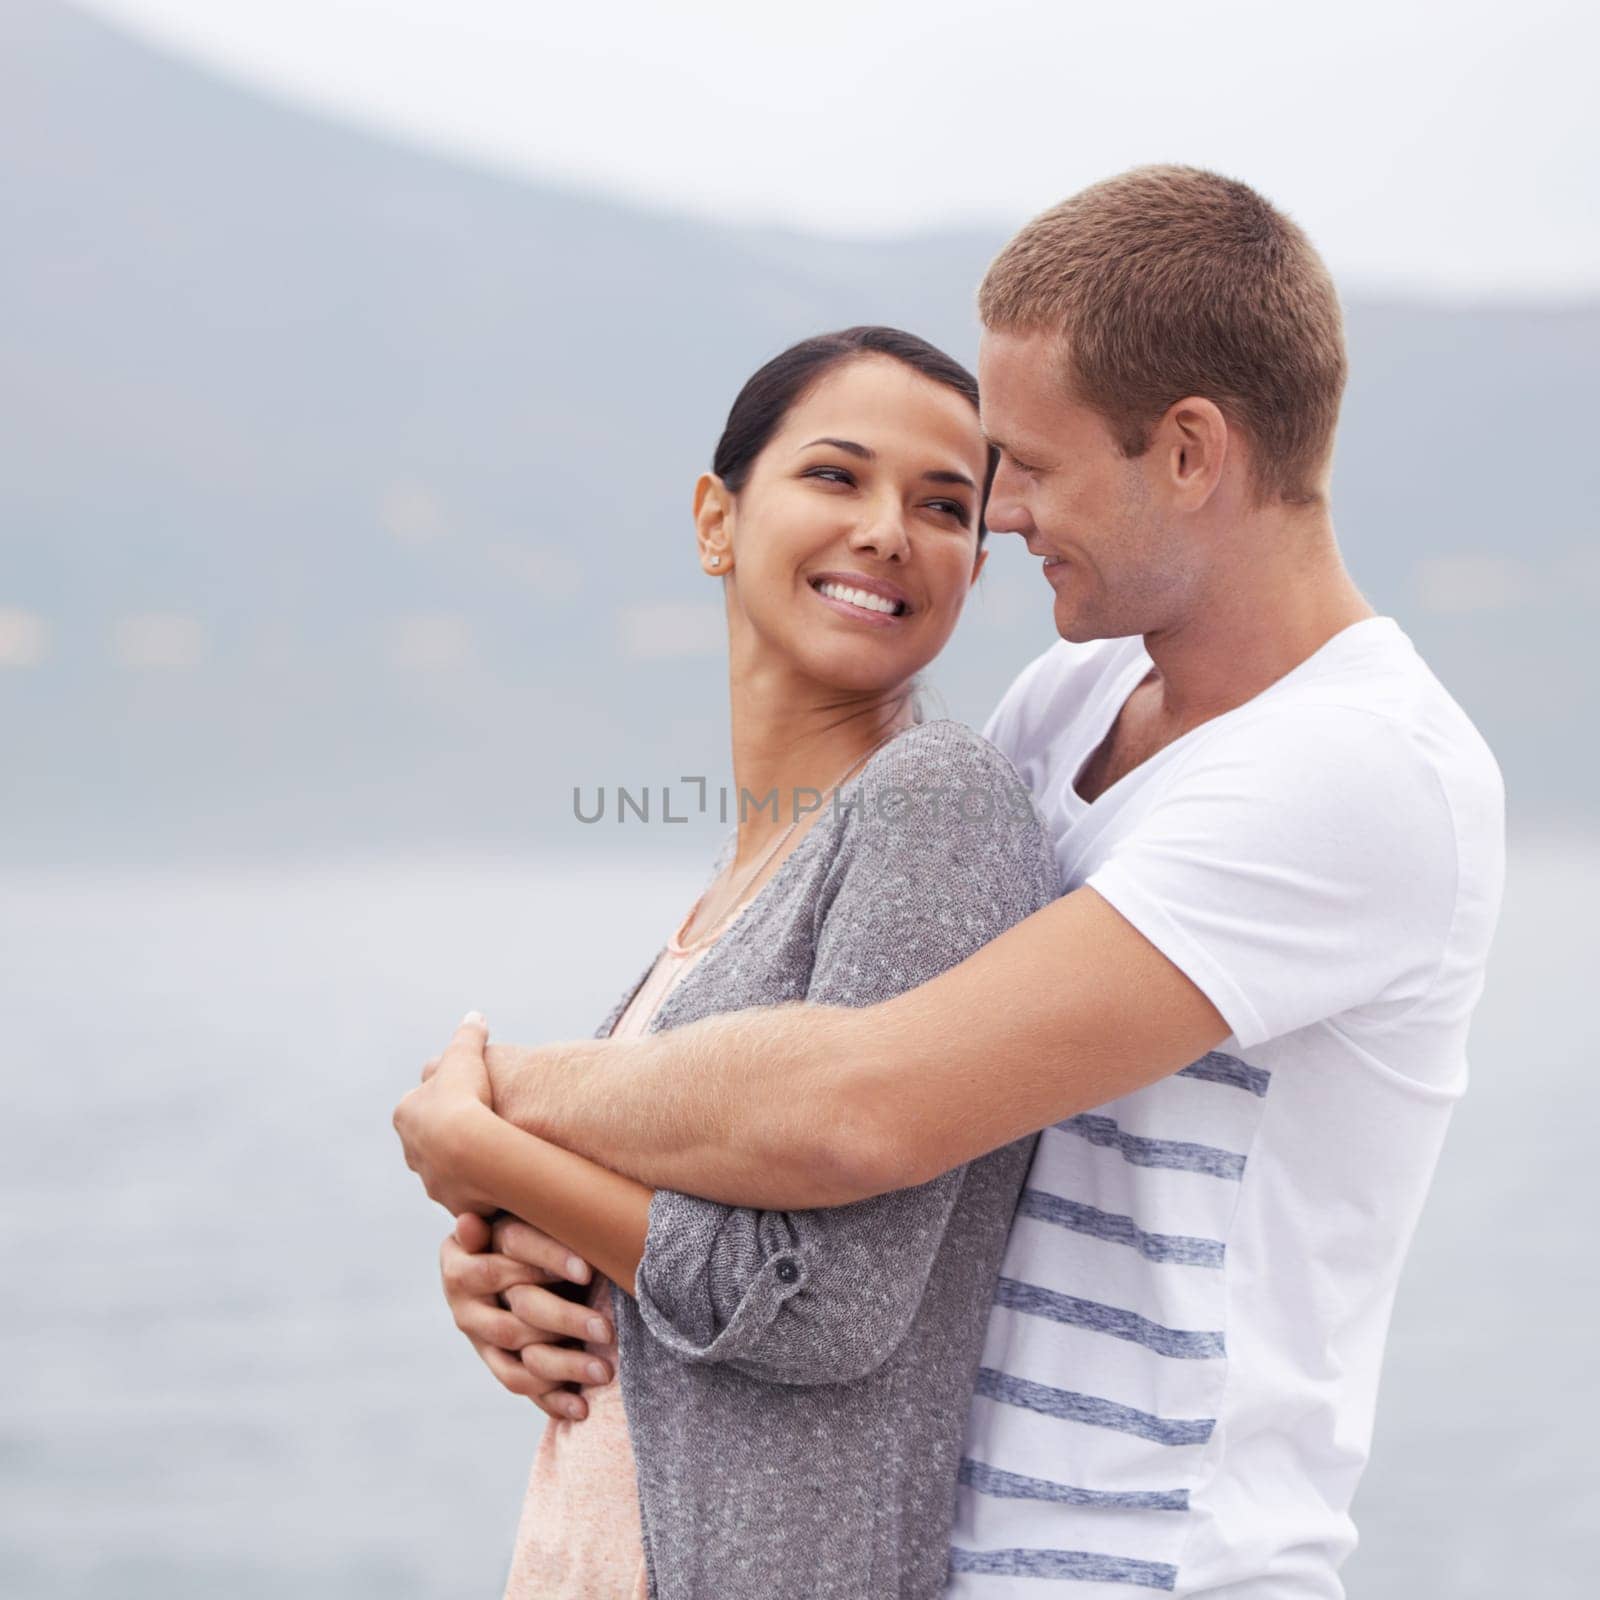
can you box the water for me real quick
[1,839,1593,1596]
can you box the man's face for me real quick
[978,329,1197,643]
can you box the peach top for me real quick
[501,938,712,1600]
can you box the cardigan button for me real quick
[774,1257,800,1284]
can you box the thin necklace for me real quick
[667,727,902,956]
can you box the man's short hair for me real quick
[978,165,1347,506]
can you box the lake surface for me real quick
[1,836,1593,1596]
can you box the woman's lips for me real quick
[812,576,915,624]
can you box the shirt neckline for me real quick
[1065,614,1400,815]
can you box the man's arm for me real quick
[488,886,1229,1210]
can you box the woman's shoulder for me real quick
[833,717,1059,902]
[848,716,1045,830]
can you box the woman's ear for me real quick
[969,544,990,585]
[693,472,734,574]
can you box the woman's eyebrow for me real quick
[797,436,873,458]
[797,437,975,492]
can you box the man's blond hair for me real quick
[978,165,1347,506]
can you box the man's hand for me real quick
[393,1012,498,1216]
[441,1211,612,1422]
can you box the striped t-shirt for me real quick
[949,618,1504,1597]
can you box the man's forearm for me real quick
[486,1001,890,1209]
[484,891,1231,1214]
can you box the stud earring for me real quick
[709,555,723,569]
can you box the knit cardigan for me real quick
[591,718,1061,1599]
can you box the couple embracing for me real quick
[393,164,1505,1598]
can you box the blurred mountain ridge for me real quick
[2,0,1593,862]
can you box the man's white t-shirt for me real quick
[947,616,1505,1598]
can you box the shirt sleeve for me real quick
[632,725,1060,1385]
[1084,706,1460,1049]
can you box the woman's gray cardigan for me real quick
[594,718,1060,1599]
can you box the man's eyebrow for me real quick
[797,436,873,459]
[985,434,1042,469]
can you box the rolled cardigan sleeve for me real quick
[633,724,1060,1385]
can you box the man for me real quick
[422,166,1504,1594]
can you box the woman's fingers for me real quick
[538,1390,589,1423]
[518,1341,613,1389]
[502,1281,613,1346]
[452,1295,550,1353]
[490,1215,593,1285]
[441,1232,552,1296]
[453,1211,492,1253]
[473,1337,586,1421]
[440,1212,602,1420]
[472,1336,540,1397]
[443,1214,597,1421]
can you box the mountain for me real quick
[1,0,1592,862]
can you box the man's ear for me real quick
[693,472,734,571]
[1161,397,1230,507]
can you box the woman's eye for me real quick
[928,500,970,522]
[803,466,854,485]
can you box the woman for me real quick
[393,326,1060,1598]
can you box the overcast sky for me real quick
[74,0,1597,299]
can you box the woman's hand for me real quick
[393,1012,499,1216]
[441,1211,611,1421]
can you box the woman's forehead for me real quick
[773,358,985,461]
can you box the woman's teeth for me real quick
[815,580,904,616]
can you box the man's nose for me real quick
[984,460,1032,537]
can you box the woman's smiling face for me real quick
[704,355,991,696]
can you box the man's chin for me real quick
[1051,596,1143,647]
[1051,598,1100,646]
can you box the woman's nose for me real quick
[846,496,911,561]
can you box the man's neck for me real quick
[1141,511,1374,729]
[1072,512,1375,808]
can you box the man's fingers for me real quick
[490,1215,592,1284]
[503,1281,613,1345]
[519,1342,613,1389]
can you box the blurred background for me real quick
[1,0,1594,1594]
